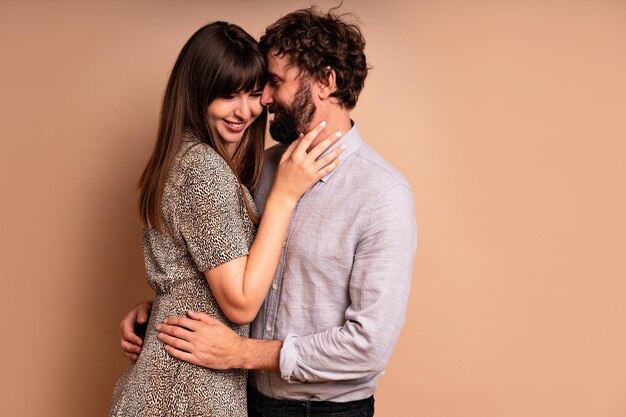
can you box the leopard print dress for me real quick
[110,132,257,416]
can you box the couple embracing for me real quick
[110,7,416,417]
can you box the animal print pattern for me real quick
[110,131,257,416]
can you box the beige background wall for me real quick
[1,1,625,416]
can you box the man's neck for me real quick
[309,108,352,148]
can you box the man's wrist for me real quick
[236,338,282,372]
[227,335,252,369]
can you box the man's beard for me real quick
[268,82,316,145]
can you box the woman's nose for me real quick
[233,98,251,120]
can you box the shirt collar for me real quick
[318,121,363,183]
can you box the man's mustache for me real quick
[267,104,285,115]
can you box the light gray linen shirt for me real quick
[250,123,417,402]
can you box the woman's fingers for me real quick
[306,131,343,161]
[288,127,344,182]
[271,122,345,202]
[313,145,345,170]
[279,136,302,162]
[293,121,327,155]
[313,156,341,181]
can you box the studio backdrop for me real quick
[1,1,625,416]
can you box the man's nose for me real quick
[260,83,273,106]
[233,98,251,120]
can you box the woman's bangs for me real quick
[216,52,266,97]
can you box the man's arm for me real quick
[157,311,281,371]
[119,300,153,362]
[278,183,417,382]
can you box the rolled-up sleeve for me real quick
[279,183,417,382]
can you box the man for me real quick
[120,7,416,416]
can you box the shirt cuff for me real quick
[278,334,299,381]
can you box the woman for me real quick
[109,22,342,416]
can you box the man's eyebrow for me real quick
[267,71,283,81]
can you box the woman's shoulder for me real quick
[178,141,234,180]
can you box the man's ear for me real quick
[317,66,338,100]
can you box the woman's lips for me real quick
[223,119,246,132]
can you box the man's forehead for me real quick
[266,51,300,77]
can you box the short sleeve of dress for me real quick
[176,145,251,272]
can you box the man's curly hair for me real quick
[259,7,369,110]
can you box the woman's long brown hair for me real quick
[139,22,267,232]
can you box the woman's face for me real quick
[207,89,264,153]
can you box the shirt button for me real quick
[282,241,287,248]
[266,325,273,332]
[272,282,278,290]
